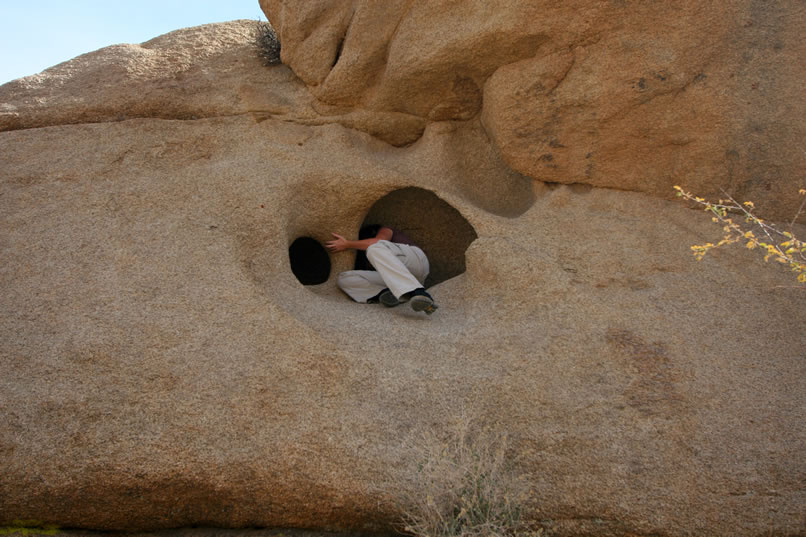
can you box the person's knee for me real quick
[337,271,357,290]
[366,240,390,261]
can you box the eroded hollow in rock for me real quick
[359,187,477,287]
[289,237,331,285]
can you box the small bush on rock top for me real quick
[675,185,806,284]
[394,415,537,537]
[256,20,281,66]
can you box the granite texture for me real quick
[1,17,805,537]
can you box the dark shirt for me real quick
[390,228,415,246]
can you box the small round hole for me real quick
[289,237,331,285]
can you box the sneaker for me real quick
[409,289,438,315]
[379,288,409,308]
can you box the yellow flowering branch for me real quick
[674,186,806,284]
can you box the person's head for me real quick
[358,224,382,240]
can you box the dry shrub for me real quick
[674,185,806,283]
[395,416,536,537]
[256,20,281,66]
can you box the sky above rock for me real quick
[0,0,263,85]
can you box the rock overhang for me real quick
[258,0,806,220]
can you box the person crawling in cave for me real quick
[326,224,438,315]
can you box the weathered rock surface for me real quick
[0,21,416,147]
[260,0,806,218]
[1,16,805,537]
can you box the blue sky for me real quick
[0,0,267,85]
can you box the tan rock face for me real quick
[1,17,805,537]
[0,22,312,129]
[259,0,806,218]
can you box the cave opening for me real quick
[358,187,477,288]
[287,188,476,288]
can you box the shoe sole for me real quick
[380,290,408,308]
[410,295,438,315]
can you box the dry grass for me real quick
[393,416,538,537]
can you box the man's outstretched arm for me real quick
[326,227,393,252]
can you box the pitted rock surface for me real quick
[1,16,805,537]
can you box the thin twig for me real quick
[719,189,780,248]
[789,192,806,230]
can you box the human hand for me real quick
[326,233,350,252]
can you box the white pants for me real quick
[337,241,430,303]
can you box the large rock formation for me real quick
[1,10,804,537]
[261,0,806,220]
